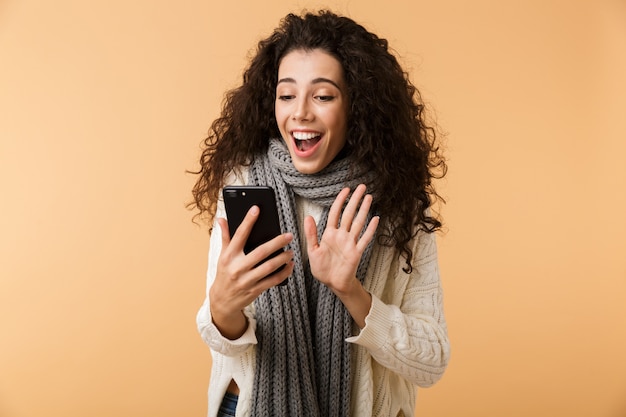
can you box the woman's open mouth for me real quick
[293,131,322,152]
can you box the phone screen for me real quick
[223,186,286,281]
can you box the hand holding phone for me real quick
[223,186,288,284]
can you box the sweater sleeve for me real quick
[196,182,258,355]
[346,229,450,387]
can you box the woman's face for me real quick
[275,48,348,174]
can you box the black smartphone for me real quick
[222,185,287,282]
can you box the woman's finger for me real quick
[349,188,373,236]
[304,215,320,250]
[356,215,380,253]
[338,184,367,232]
[247,232,294,271]
[217,217,231,248]
[327,187,351,229]
[228,205,260,249]
[251,258,295,292]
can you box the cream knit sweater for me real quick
[197,171,450,417]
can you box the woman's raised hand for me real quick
[304,184,379,296]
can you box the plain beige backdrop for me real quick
[1,0,625,416]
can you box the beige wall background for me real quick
[1,0,624,416]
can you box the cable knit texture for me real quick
[197,161,450,417]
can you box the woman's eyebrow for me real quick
[277,77,341,90]
[311,77,341,89]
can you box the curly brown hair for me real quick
[190,10,446,272]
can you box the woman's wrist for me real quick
[210,303,248,340]
[334,278,372,329]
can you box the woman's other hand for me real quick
[304,184,379,328]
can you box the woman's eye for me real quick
[278,95,295,101]
[316,95,335,102]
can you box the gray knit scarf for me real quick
[248,138,375,417]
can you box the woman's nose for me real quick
[292,98,312,121]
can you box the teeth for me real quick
[292,131,320,140]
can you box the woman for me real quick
[191,10,450,417]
